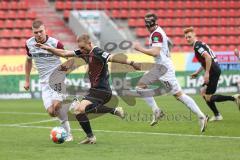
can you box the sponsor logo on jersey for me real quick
[153,36,159,42]
[198,47,205,54]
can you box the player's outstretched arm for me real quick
[24,58,32,91]
[108,54,141,70]
[190,66,203,79]
[36,43,75,58]
[133,42,160,57]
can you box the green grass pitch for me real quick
[0,95,239,160]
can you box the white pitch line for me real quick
[0,124,239,140]
[0,111,47,116]
[1,119,58,126]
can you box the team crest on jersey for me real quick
[102,52,110,58]
[153,36,159,42]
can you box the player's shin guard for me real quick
[58,104,71,134]
[206,100,220,116]
[178,94,205,118]
[210,94,235,102]
[75,113,93,137]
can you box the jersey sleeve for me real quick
[93,47,111,62]
[151,32,163,47]
[195,43,208,56]
[56,41,64,49]
[73,49,83,56]
[25,43,32,58]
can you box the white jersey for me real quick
[149,26,176,80]
[25,36,64,83]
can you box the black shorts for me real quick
[205,64,221,94]
[83,88,112,105]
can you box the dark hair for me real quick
[32,20,44,28]
[144,12,157,28]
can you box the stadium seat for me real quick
[0,39,8,48]
[4,20,14,29]
[74,1,83,10]
[121,10,129,19]
[22,29,32,38]
[18,1,28,10]
[12,29,22,38]
[17,10,26,19]
[85,1,97,10]
[128,1,138,9]
[27,11,37,19]
[63,10,70,21]
[111,1,120,9]
[0,1,8,10]
[0,30,8,38]
[55,1,64,11]
[138,1,147,9]
[0,20,3,28]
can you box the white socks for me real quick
[58,103,71,135]
[177,94,205,118]
[143,97,160,112]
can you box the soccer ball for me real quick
[50,127,67,144]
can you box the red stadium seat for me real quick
[0,1,8,10]
[119,10,128,19]
[63,10,70,21]
[55,1,64,11]
[119,1,128,9]
[27,11,36,19]
[128,1,138,9]
[111,10,120,18]
[0,39,8,48]
[4,20,14,29]
[112,1,120,9]
[136,28,148,37]
[23,19,32,28]
[14,20,23,28]
[12,29,22,38]
[0,20,3,28]
[128,19,136,27]
[18,1,28,10]
[17,10,26,19]
[129,10,138,18]
[74,1,83,10]
[85,1,97,10]
[9,1,18,10]
[22,29,32,38]
[137,1,147,9]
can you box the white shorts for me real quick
[41,83,64,110]
[139,64,182,95]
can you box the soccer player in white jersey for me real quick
[133,13,209,132]
[24,20,73,141]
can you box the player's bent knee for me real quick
[203,94,212,102]
[174,91,183,99]
[52,101,61,112]
[136,82,147,89]
[47,107,56,117]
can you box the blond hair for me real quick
[77,33,90,43]
[183,26,195,34]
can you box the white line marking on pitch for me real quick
[0,119,57,126]
[0,112,47,116]
[0,124,239,140]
